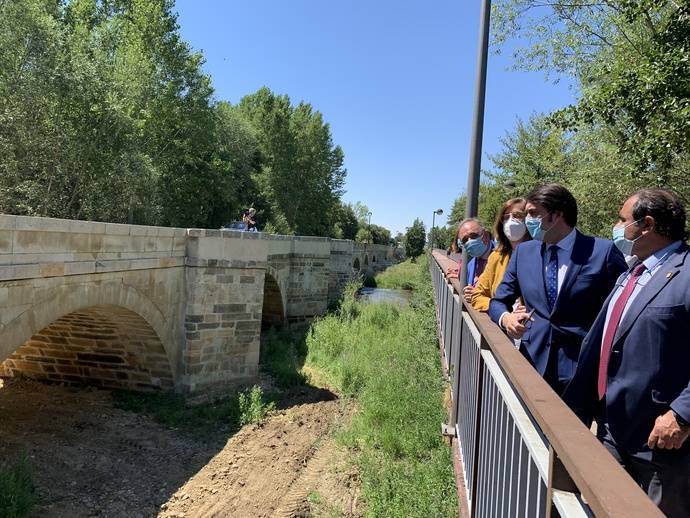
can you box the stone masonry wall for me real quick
[180,230,267,395]
[328,239,355,307]
[0,305,173,390]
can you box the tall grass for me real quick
[0,452,34,518]
[305,256,457,517]
[372,259,420,290]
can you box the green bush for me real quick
[239,386,276,426]
[0,452,34,518]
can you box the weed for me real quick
[0,452,34,518]
[238,385,276,425]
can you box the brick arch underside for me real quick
[1,305,173,390]
[0,280,178,390]
[262,272,285,328]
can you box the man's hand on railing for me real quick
[502,311,531,340]
[648,410,690,450]
[462,285,475,303]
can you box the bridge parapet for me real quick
[0,214,186,281]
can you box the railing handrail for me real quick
[432,251,662,518]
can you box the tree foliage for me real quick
[452,0,690,239]
[0,0,392,240]
[405,218,426,258]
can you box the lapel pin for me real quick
[666,272,674,279]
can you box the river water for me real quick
[356,287,411,306]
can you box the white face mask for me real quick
[503,218,527,242]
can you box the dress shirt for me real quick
[499,228,577,329]
[543,227,577,294]
[601,240,682,352]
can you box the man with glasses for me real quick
[564,189,690,517]
[455,218,494,296]
[488,184,626,393]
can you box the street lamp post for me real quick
[431,208,444,250]
[460,0,492,290]
[367,211,372,244]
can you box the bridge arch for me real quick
[262,270,286,329]
[0,280,178,390]
[353,257,361,271]
[364,254,369,266]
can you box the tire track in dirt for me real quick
[159,397,350,518]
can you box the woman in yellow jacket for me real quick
[467,198,530,311]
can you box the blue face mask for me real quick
[525,215,554,241]
[612,220,643,257]
[463,237,488,258]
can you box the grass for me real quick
[0,452,34,518]
[371,258,420,290]
[304,256,458,518]
[260,327,308,388]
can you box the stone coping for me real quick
[0,214,396,251]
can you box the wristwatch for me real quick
[672,410,690,428]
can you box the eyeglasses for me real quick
[458,232,482,245]
[502,211,526,222]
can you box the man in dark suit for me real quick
[488,184,626,393]
[564,189,690,517]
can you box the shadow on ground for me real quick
[0,325,336,518]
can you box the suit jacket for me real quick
[564,243,690,453]
[488,230,626,389]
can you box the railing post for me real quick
[469,332,489,518]
[546,446,579,517]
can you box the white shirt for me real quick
[543,227,577,295]
[601,241,682,350]
[499,227,577,328]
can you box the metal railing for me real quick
[431,251,662,518]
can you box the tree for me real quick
[331,202,359,240]
[237,87,346,236]
[492,0,690,216]
[404,218,426,258]
[369,224,391,245]
[429,226,455,251]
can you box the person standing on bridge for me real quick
[488,184,627,394]
[448,218,494,296]
[564,189,690,517]
[468,197,531,311]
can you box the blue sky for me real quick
[174,0,575,235]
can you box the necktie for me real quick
[545,245,559,310]
[597,262,647,399]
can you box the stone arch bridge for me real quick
[0,216,398,396]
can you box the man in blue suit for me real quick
[488,184,626,393]
[564,189,690,517]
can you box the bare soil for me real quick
[0,378,362,518]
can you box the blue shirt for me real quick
[601,240,683,350]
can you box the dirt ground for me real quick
[0,378,362,518]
